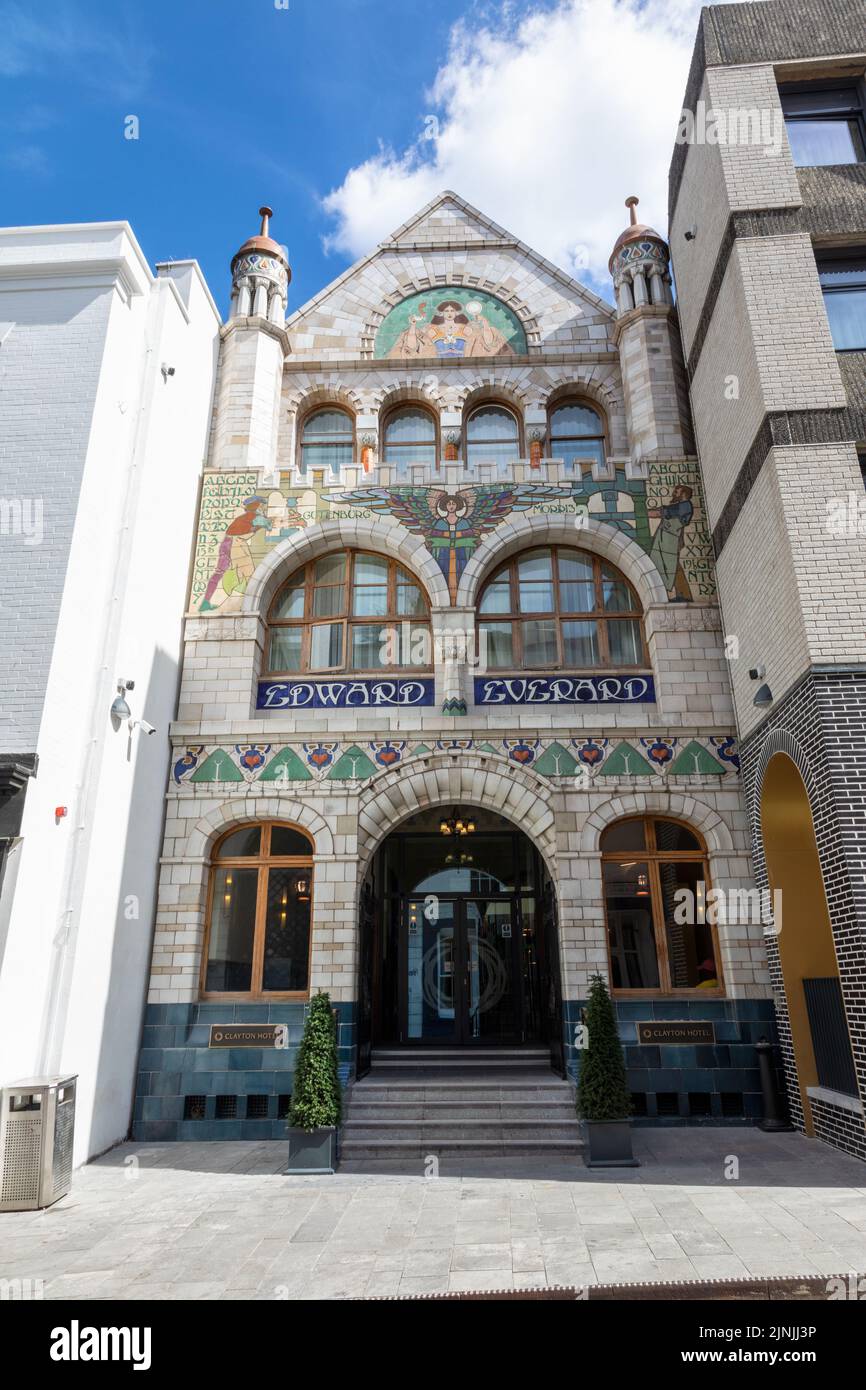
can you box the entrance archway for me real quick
[357,806,563,1075]
[761,752,858,1131]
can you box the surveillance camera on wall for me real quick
[748,665,766,681]
[128,719,157,736]
[684,225,698,241]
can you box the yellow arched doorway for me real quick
[761,752,857,1133]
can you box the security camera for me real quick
[129,719,157,736]
[684,225,698,241]
[160,363,176,381]
[748,665,766,681]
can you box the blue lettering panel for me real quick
[257,678,435,710]
[474,675,656,705]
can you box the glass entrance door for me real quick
[406,897,460,1042]
[464,899,519,1042]
[403,896,522,1043]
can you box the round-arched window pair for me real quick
[265,546,646,677]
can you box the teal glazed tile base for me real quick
[563,998,780,1126]
[132,1001,355,1142]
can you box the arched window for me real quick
[266,549,431,675]
[382,406,437,467]
[300,408,354,475]
[465,404,520,465]
[601,817,721,993]
[203,822,313,997]
[478,546,646,670]
[549,401,606,471]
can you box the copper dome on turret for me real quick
[608,196,666,273]
[232,206,290,274]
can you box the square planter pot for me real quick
[583,1119,640,1168]
[287,1125,339,1174]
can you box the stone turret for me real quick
[229,206,290,325]
[211,206,290,474]
[609,197,693,459]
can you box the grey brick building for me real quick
[669,0,866,1159]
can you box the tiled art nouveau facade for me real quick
[133,193,775,1143]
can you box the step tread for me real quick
[344,1118,580,1128]
[339,1139,584,1151]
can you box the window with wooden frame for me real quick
[601,816,722,994]
[266,549,431,676]
[202,823,314,998]
[548,401,606,472]
[464,403,521,465]
[299,408,354,475]
[382,405,437,467]
[477,546,647,670]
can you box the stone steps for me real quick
[339,1048,582,1165]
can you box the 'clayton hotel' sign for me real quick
[637,1022,715,1046]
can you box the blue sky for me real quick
[0,0,704,314]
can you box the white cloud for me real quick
[322,0,704,294]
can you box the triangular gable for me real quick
[286,190,614,356]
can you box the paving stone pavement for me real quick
[2,1129,865,1300]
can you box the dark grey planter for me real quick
[287,1125,339,1174]
[583,1119,639,1168]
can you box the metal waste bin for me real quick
[0,1075,77,1211]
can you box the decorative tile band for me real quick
[170,735,739,787]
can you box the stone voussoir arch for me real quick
[455,378,533,413]
[285,383,366,416]
[372,380,448,414]
[579,790,734,855]
[356,752,557,871]
[457,513,668,611]
[544,374,624,420]
[241,516,451,617]
[185,795,335,862]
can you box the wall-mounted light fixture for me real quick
[110,678,134,723]
[753,683,773,708]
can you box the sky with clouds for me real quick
[0,0,708,311]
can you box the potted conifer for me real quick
[287,992,342,1173]
[577,973,639,1168]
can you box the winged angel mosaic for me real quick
[328,484,576,602]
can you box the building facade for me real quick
[132,194,776,1145]
[669,0,866,1159]
[0,224,220,1162]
